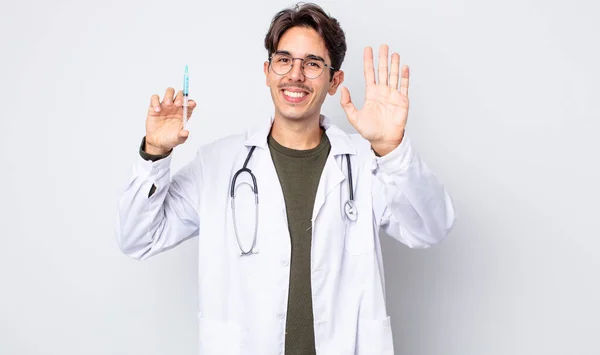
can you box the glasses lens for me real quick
[271,54,292,75]
[303,59,324,78]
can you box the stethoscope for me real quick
[230,145,356,256]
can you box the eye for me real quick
[305,60,323,69]
[277,56,290,63]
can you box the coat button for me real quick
[282,259,289,266]
[277,312,286,319]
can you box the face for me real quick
[264,26,344,123]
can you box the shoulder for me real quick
[347,133,372,154]
[186,133,246,180]
[195,118,270,158]
[197,132,247,158]
[324,121,374,158]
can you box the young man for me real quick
[116,3,455,354]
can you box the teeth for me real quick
[284,90,307,98]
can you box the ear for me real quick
[328,70,344,95]
[264,61,270,87]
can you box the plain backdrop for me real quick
[1,0,599,354]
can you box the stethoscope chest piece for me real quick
[344,200,358,221]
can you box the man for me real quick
[116,3,455,354]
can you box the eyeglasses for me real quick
[268,53,335,79]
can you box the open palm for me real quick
[341,45,410,156]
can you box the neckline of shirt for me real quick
[267,128,330,158]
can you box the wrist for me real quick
[370,131,405,156]
[144,139,171,156]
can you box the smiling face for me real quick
[264,26,344,124]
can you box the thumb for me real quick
[340,87,358,127]
[177,129,190,144]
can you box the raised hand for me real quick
[145,87,197,155]
[340,45,409,156]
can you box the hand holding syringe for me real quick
[143,65,196,156]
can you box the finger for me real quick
[363,47,376,86]
[378,44,389,86]
[389,53,400,90]
[163,87,175,106]
[150,94,161,112]
[174,90,184,106]
[340,87,358,127]
[186,100,197,119]
[399,65,410,97]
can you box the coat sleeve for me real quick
[371,135,456,248]
[115,148,203,260]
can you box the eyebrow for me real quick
[274,50,326,63]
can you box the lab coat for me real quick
[116,115,456,355]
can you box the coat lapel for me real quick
[311,116,357,223]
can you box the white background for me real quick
[1,0,599,354]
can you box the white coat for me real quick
[116,115,456,355]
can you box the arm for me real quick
[115,141,202,260]
[371,135,455,248]
[115,87,200,260]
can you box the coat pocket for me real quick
[197,313,242,355]
[356,316,395,355]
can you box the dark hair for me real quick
[264,2,347,81]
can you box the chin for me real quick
[281,111,310,121]
[277,107,316,122]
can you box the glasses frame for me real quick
[268,53,336,79]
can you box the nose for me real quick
[288,58,305,81]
